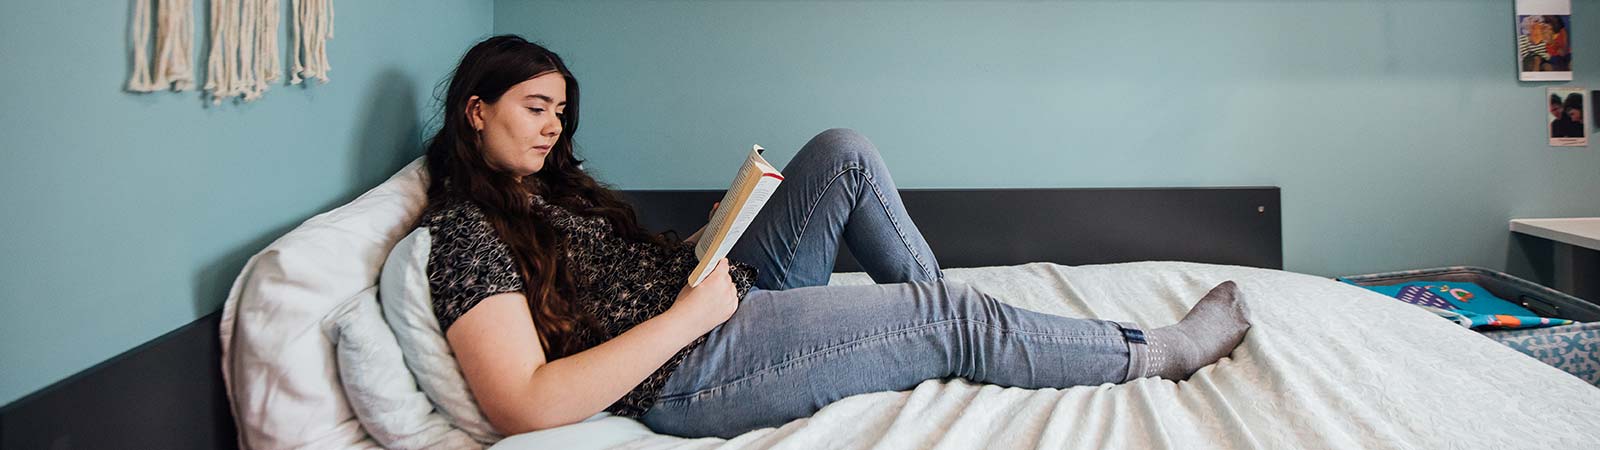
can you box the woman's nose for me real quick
[543,121,561,137]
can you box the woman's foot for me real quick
[1140,281,1252,380]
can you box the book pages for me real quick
[689,146,783,286]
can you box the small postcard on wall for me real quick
[1516,0,1573,81]
[1549,87,1587,146]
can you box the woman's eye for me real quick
[527,107,545,114]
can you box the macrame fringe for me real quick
[132,0,330,103]
[128,0,196,92]
[203,0,325,104]
[256,0,283,92]
[203,0,234,103]
[290,0,333,85]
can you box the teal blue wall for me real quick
[496,0,1599,279]
[4,0,1597,408]
[0,1,493,405]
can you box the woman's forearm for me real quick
[514,307,712,430]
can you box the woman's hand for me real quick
[668,258,739,332]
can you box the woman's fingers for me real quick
[710,259,735,292]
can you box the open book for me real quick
[688,145,784,286]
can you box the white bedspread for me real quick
[491,262,1600,449]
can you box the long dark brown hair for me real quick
[422,35,670,358]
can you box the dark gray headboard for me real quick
[623,187,1282,271]
[0,187,1279,450]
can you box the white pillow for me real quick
[219,158,428,450]
[322,286,483,450]
[381,228,503,443]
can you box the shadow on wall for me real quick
[189,67,424,317]
[350,68,425,190]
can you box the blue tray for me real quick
[1337,266,1600,323]
[1340,266,1600,385]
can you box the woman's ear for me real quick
[466,95,485,132]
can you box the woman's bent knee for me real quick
[801,128,882,166]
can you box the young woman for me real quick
[1553,93,1585,139]
[420,35,1252,439]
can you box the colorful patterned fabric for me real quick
[1483,322,1600,386]
[1345,280,1574,330]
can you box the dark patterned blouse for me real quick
[420,194,756,417]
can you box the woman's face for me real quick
[1568,107,1583,123]
[467,72,567,178]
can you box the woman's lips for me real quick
[532,145,552,152]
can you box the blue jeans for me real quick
[638,129,1148,438]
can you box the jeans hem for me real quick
[1116,321,1149,382]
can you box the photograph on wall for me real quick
[1516,0,1573,81]
[1593,90,1599,130]
[1549,87,1587,146]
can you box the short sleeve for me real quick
[423,202,525,333]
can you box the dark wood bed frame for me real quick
[0,187,1280,450]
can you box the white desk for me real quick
[1511,217,1600,299]
[1511,218,1600,251]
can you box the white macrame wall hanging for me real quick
[128,0,334,105]
[289,0,334,86]
[203,0,283,103]
[128,0,197,92]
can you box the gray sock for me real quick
[1141,281,1251,380]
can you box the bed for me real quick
[497,261,1600,449]
[5,160,1597,449]
[496,189,1600,448]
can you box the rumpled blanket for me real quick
[491,262,1600,450]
